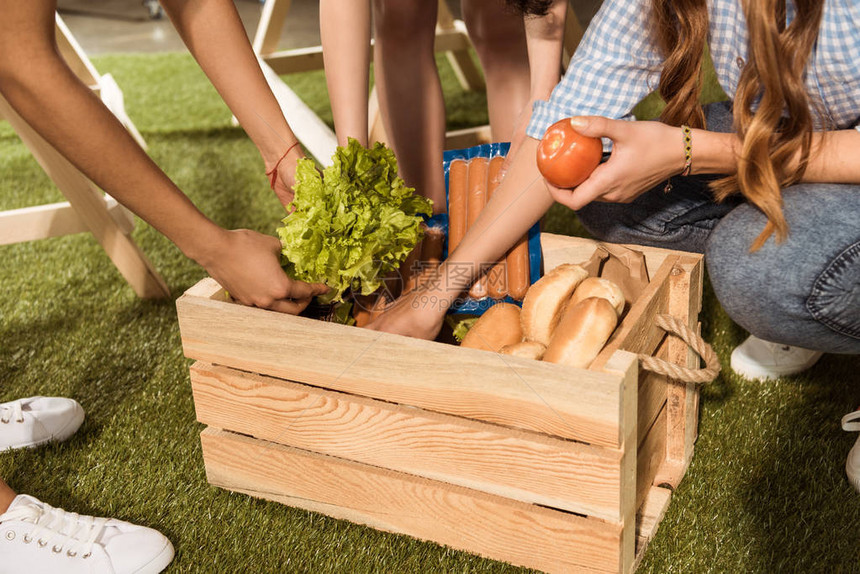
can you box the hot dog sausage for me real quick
[486,156,507,299]
[466,158,489,299]
[505,234,531,301]
[447,159,468,256]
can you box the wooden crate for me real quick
[176,233,704,574]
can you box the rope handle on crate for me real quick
[637,314,721,384]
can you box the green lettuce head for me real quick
[277,138,433,303]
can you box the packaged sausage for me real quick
[440,143,542,315]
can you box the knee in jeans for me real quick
[807,242,860,340]
[706,217,798,339]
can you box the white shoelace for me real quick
[1,499,108,558]
[0,400,24,424]
[842,410,860,432]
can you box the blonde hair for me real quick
[652,0,825,250]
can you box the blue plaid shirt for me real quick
[527,0,860,139]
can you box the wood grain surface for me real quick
[191,361,632,521]
[202,428,627,574]
[177,281,638,447]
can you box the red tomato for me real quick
[536,118,603,188]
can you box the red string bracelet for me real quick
[266,140,301,190]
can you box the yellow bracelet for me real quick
[664,125,693,193]
[681,125,693,176]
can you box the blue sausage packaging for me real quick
[427,143,542,315]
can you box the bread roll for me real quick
[520,264,589,345]
[500,341,546,360]
[460,303,523,353]
[543,297,618,368]
[569,277,626,317]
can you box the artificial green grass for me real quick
[1,52,858,573]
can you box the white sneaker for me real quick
[842,409,860,494]
[0,494,174,574]
[0,397,85,451]
[730,335,823,380]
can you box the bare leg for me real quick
[321,0,372,146]
[373,0,447,213]
[0,479,16,514]
[461,0,531,141]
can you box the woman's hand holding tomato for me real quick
[537,116,689,211]
[536,117,603,188]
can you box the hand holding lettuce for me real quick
[277,138,433,304]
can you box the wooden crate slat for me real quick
[177,281,636,447]
[591,256,675,371]
[540,233,674,279]
[201,428,626,574]
[636,406,667,512]
[637,365,668,448]
[633,486,673,573]
[191,361,628,522]
[665,255,705,479]
[635,336,672,451]
[612,349,639,574]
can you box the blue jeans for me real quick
[576,102,860,353]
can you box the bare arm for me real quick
[159,0,304,206]
[0,0,326,311]
[802,129,860,182]
[549,117,860,211]
[367,138,552,338]
[685,125,860,183]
